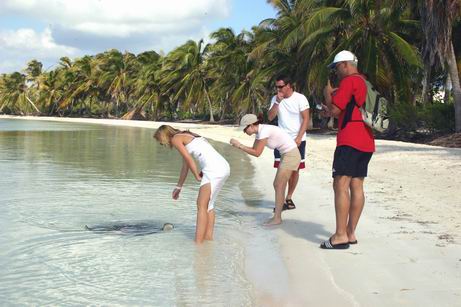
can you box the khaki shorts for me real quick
[279,147,301,171]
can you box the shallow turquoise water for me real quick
[0,119,286,306]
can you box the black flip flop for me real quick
[349,240,358,244]
[320,238,350,250]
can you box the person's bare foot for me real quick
[347,233,357,244]
[330,234,349,245]
[263,217,282,226]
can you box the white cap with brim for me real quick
[328,50,358,69]
[239,114,258,131]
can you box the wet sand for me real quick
[3,115,461,306]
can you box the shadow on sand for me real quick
[278,218,331,245]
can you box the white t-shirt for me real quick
[256,124,297,154]
[270,91,310,141]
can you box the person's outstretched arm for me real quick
[177,160,189,187]
[171,136,201,181]
[172,160,189,200]
[230,138,267,157]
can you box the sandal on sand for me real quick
[349,240,358,244]
[272,200,297,212]
[285,199,296,210]
[320,238,350,250]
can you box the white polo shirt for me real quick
[256,124,297,154]
[270,91,310,141]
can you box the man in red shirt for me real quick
[320,50,375,249]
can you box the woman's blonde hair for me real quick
[153,125,181,147]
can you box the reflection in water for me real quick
[0,119,272,306]
[194,244,216,305]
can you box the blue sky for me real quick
[210,1,276,33]
[0,0,276,73]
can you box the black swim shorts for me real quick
[332,145,372,178]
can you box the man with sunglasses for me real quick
[320,50,375,250]
[268,74,310,211]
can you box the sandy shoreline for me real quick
[2,115,461,306]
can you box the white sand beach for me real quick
[3,115,461,306]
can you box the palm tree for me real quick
[231,67,268,116]
[57,55,101,116]
[419,0,461,132]
[129,50,163,120]
[25,59,43,87]
[71,55,103,115]
[208,28,254,119]
[161,39,216,122]
[54,56,79,115]
[0,72,37,114]
[23,59,43,113]
[36,69,64,115]
[252,0,311,91]
[302,1,421,101]
[97,49,139,116]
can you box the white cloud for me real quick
[0,27,78,56]
[0,0,230,37]
[0,27,80,72]
[0,0,232,72]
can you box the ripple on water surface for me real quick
[0,119,265,306]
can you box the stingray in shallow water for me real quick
[161,223,174,231]
[85,221,174,236]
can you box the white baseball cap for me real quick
[328,50,358,68]
[239,114,258,131]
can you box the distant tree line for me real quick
[1,0,460,133]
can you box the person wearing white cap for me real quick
[230,114,301,225]
[327,50,358,69]
[320,50,375,250]
[267,74,310,212]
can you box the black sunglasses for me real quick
[275,84,287,89]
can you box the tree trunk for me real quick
[70,99,74,116]
[421,63,432,104]
[168,97,174,120]
[204,86,214,122]
[114,102,119,117]
[444,74,451,103]
[0,100,8,112]
[25,95,41,113]
[49,100,56,115]
[121,105,146,120]
[220,97,227,121]
[220,93,229,121]
[447,42,461,132]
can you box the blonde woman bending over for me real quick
[154,125,230,243]
[230,114,301,225]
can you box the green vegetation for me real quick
[1,0,460,133]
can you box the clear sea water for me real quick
[0,119,287,306]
